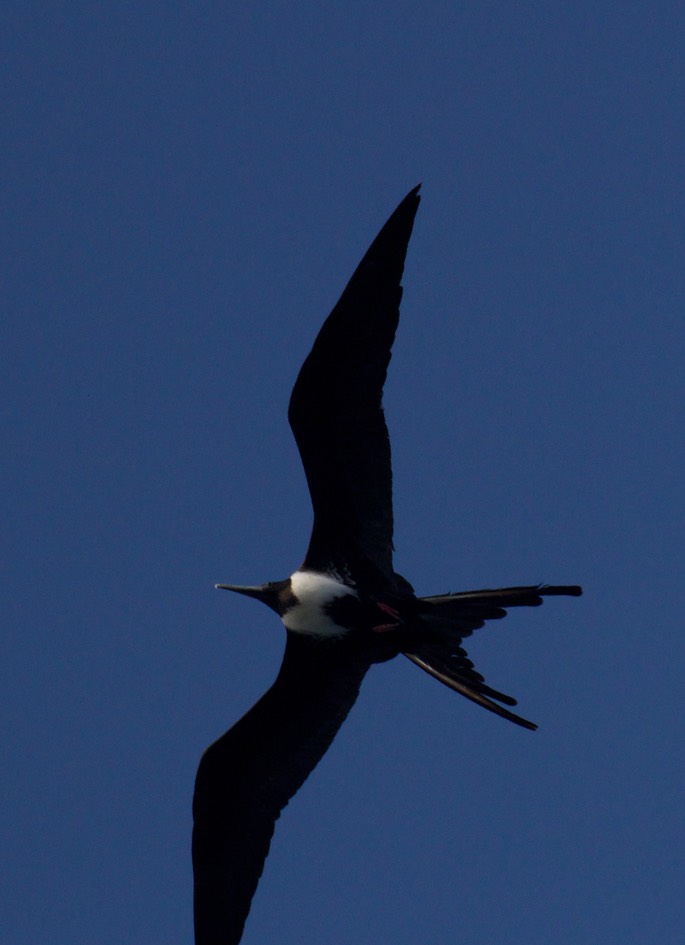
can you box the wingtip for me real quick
[400,183,422,205]
[540,584,583,597]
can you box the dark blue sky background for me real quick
[3,4,684,943]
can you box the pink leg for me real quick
[371,601,401,633]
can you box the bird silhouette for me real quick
[192,185,581,944]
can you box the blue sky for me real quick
[3,3,684,943]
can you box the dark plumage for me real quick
[192,186,581,944]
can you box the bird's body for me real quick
[283,571,359,636]
[192,186,582,944]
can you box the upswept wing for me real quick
[289,186,421,580]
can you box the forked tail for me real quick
[404,584,582,730]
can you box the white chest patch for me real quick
[284,570,358,637]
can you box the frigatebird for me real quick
[192,185,581,944]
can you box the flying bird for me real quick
[192,185,581,944]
